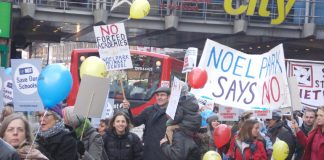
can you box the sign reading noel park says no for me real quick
[191,39,291,110]
[94,23,133,70]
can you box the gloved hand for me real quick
[77,140,85,156]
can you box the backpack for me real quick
[88,131,109,160]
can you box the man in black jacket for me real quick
[122,86,170,160]
[0,138,20,160]
[266,111,296,160]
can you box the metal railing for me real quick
[9,0,324,25]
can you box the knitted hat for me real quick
[49,104,63,119]
[207,113,219,124]
[62,106,85,129]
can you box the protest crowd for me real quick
[0,84,323,160]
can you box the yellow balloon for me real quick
[202,151,222,160]
[80,56,107,79]
[129,0,150,19]
[272,140,289,160]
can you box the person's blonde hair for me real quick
[0,113,34,144]
[312,106,324,130]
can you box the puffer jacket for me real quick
[161,128,201,160]
[104,129,143,160]
[172,94,202,131]
[267,121,296,160]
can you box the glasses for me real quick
[35,113,54,119]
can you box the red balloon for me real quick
[188,67,208,89]
[213,124,231,148]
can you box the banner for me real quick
[93,23,133,70]
[11,59,43,111]
[287,59,324,107]
[191,39,291,110]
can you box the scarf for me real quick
[75,119,91,138]
[38,120,65,138]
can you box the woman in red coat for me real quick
[227,119,267,160]
[292,106,324,160]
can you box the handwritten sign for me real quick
[191,39,291,110]
[252,109,272,119]
[287,59,324,107]
[218,106,239,121]
[182,47,198,73]
[94,23,132,70]
[11,59,43,111]
[166,77,184,119]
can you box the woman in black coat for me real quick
[36,106,78,160]
[104,111,143,160]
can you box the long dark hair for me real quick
[109,111,132,131]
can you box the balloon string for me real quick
[116,17,131,23]
[25,109,48,159]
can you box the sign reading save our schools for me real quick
[191,39,291,110]
[11,59,43,111]
[93,23,133,71]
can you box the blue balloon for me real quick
[201,109,214,127]
[5,67,12,75]
[37,64,72,109]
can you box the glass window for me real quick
[108,55,162,103]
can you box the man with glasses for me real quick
[122,86,170,160]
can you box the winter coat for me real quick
[171,94,201,131]
[82,127,107,160]
[103,129,143,160]
[161,128,201,160]
[295,124,313,160]
[267,121,296,160]
[0,138,20,160]
[227,136,267,160]
[36,130,78,160]
[129,104,168,160]
[296,127,324,160]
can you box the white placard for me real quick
[182,47,198,73]
[218,106,239,121]
[287,59,324,108]
[94,23,133,70]
[166,77,184,119]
